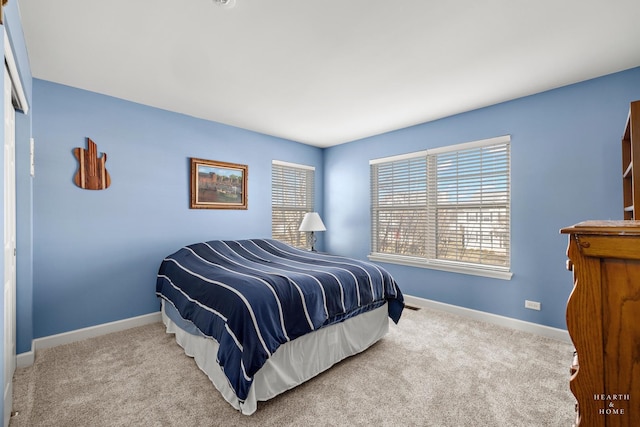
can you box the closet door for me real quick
[3,63,16,427]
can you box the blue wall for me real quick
[324,67,640,329]
[30,80,324,340]
[25,68,640,343]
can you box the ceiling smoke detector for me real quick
[213,0,236,8]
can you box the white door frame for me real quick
[3,34,28,116]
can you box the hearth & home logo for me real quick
[593,394,630,415]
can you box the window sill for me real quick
[367,253,513,280]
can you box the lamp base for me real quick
[307,231,317,252]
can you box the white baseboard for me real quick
[16,311,162,367]
[404,294,571,343]
[16,346,34,368]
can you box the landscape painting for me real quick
[190,158,248,209]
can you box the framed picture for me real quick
[190,158,248,209]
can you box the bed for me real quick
[155,238,404,415]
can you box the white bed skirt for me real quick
[161,300,390,415]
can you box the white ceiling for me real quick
[17,0,640,147]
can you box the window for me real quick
[369,135,511,280]
[272,160,315,248]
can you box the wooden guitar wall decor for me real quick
[73,138,111,190]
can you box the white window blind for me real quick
[370,136,511,279]
[272,160,315,248]
[370,156,429,257]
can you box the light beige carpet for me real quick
[10,307,575,426]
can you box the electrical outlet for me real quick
[525,300,541,311]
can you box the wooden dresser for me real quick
[561,221,640,426]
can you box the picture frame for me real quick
[190,158,248,209]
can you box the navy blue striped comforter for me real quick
[155,238,404,403]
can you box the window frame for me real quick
[368,135,512,280]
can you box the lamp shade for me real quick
[299,212,326,232]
